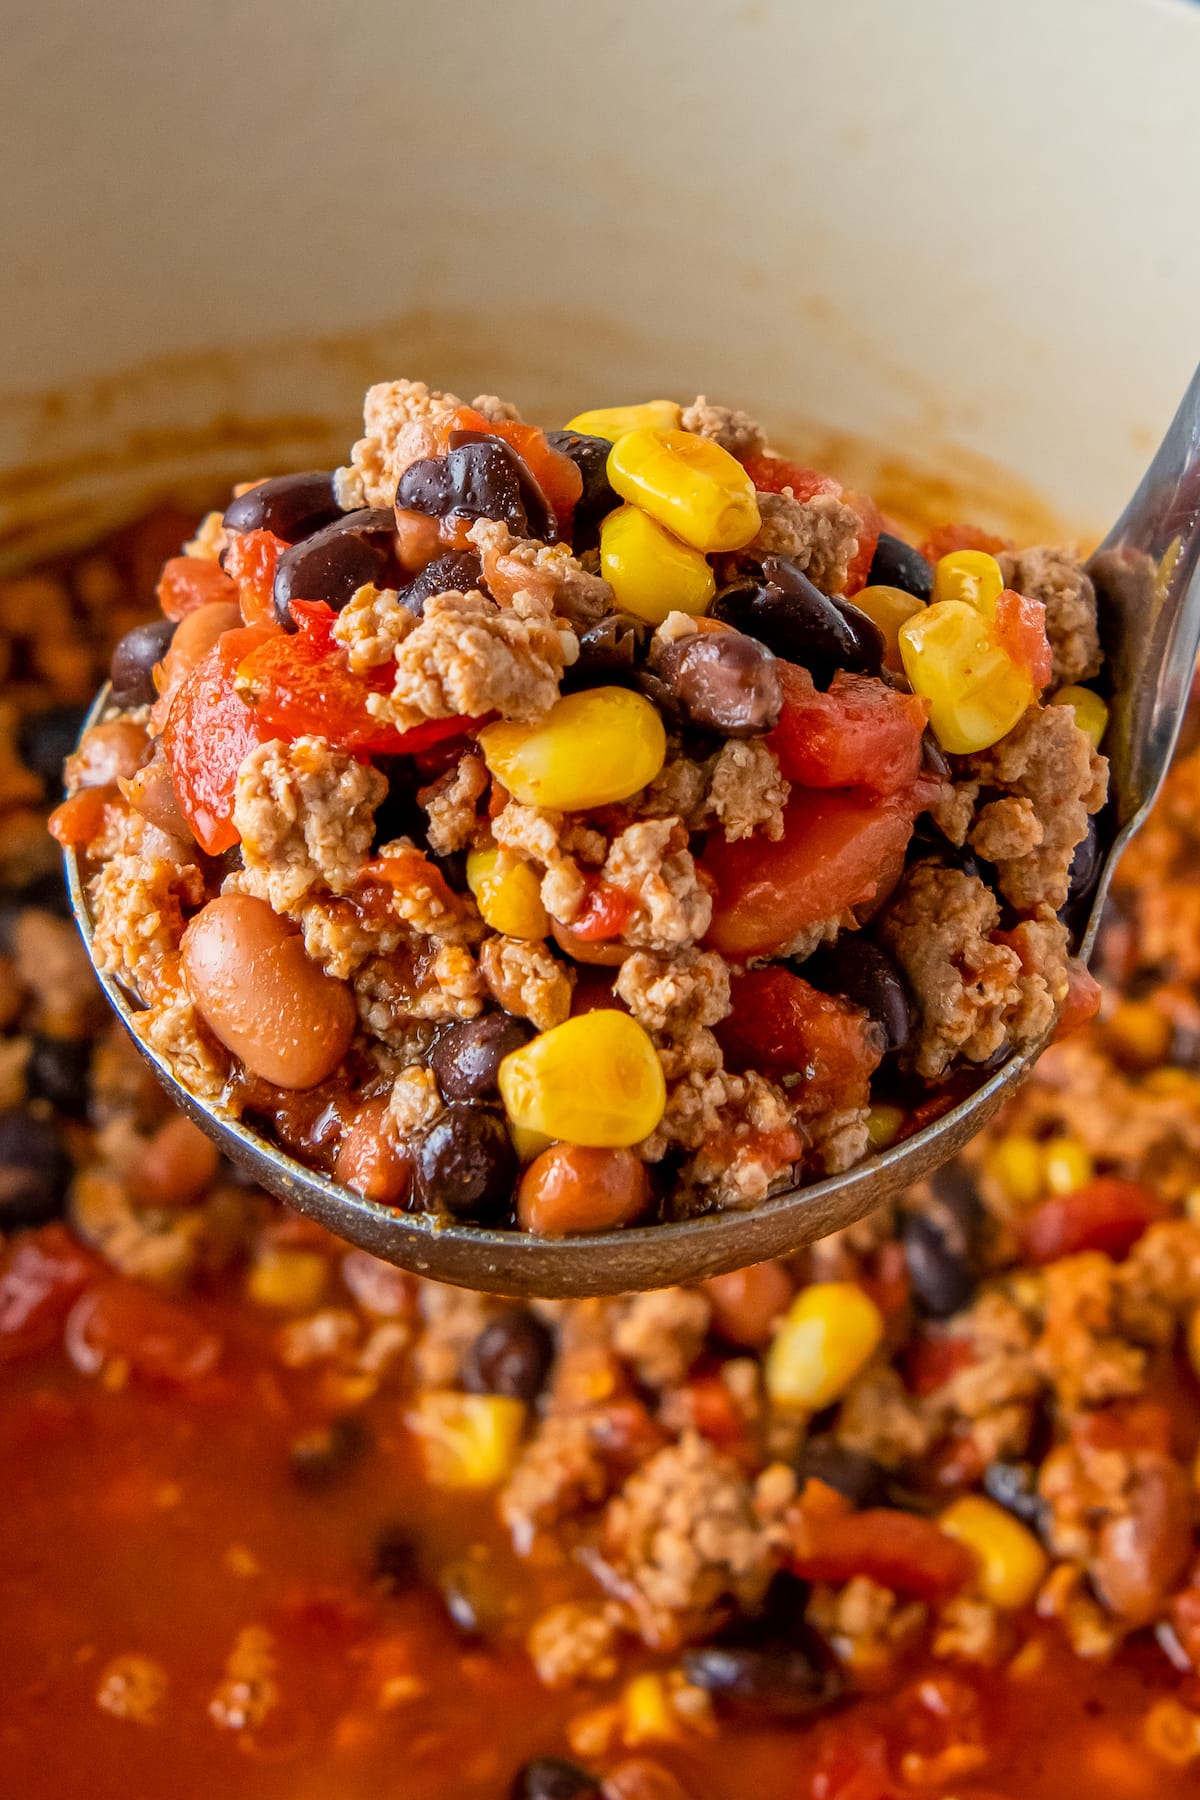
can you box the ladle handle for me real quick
[1089,360,1200,831]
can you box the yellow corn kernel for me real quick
[932,549,1005,615]
[566,400,683,441]
[1041,1135,1094,1196]
[600,504,716,625]
[510,1123,554,1163]
[852,585,926,671]
[765,1282,884,1411]
[465,845,549,940]
[986,1133,1045,1209]
[622,1672,681,1746]
[866,1103,905,1153]
[479,687,666,810]
[1051,684,1110,750]
[899,599,1035,754]
[406,1391,526,1489]
[498,1010,666,1147]
[939,1494,1048,1610]
[607,428,761,553]
[246,1247,328,1311]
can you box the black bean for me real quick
[368,770,426,854]
[867,531,934,601]
[222,471,341,543]
[463,1309,555,1402]
[712,554,884,685]
[0,1109,72,1227]
[397,436,554,541]
[109,618,177,707]
[398,548,483,617]
[648,629,783,737]
[372,1524,420,1592]
[902,1178,984,1318]
[920,730,951,781]
[682,1630,842,1719]
[1065,814,1103,915]
[439,1556,507,1635]
[411,1103,517,1222]
[511,1757,603,1800]
[802,937,912,1054]
[26,1033,91,1116]
[18,705,90,794]
[272,508,395,628]
[545,429,618,551]
[563,612,650,691]
[983,1459,1049,1531]
[290,1415,369,1487]
[431,1014,535,1102]
[793,1436,889,1508]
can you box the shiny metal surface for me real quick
[64,366,1200,1295]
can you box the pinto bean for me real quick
[648,629,782,737]
[517,1144,649,1236]
[702,1261,793,1347]
[334,1096,411,1206]
[181,894,356,1089]
[126,1115,221,1209]
[1092,1454,1193,1624]
[151,601,243,727]
[65,719,150,791]
[122,753,195,845]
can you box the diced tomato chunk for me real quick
[841,488,882,596]
[223,528,288,627]
[787,1503,976,1603]
[994,588,1052,690]
[1072,1398,1175,1458]
[742,454,841,502]
[717,966,883,1119]
[235,601,481,757]
[918,522,1012,564]
[1020,1176,1165,1264]
[155,555,238,621]
[1054,959,1102,1041]
[569,881,638,942]
[768,663,928,795]
[703,787,916,961]
[47,787,117,847]
[0,1225,99,1367]
[904,1331,975,1397]
[66,1279,222,1386]
[162,626,276,853]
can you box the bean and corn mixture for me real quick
[2,467,1199,1800]
[52,382,1112,1234]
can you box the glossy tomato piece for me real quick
[768,663,928,795]
[703,787,916,961]
[162,625,276,853]
[918,521,1012,565]
[742,454,841,501]
[717,967,883,1120]
[569,880,638,942]
[840,488,882,596]
[1054,959,1102,1040]
[234,601,481,758]
[994,588,1052,689]
[1020,1177,1165,1264]
[787,1504,975,1603]
[223,527,288,627]
[0,1225,98,1368]
[155,555,238,621]
[66,1279,222,1385]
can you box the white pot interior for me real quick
[2,0,1198,561]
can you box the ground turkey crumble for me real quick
[366,589,575,731]
[997,545,1102,686]
[234,736,386,913]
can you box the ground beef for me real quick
[367,590,573,732]
[878,864,1063,1079]
[667,1070,801,1210]
[611,1288,712,1388]
[501,1411,622,1554]
[596,1433,780,1649]
[386,1065,443,1141]
[603,820,712,951]
[333,584,416,674]
[705,739,790,842]
[131,966,230,1105]
[615,948,732,1037]
[966,706,1108,912]
[233,736,386,914]
[337,379,464,510]
[526,1601,621,1688]
[90,852,205,995]
[419,753,489,855]
[479,933,574,1030]
[835,1366,937,1468]
[470,393,523,423]
[468,519,613,629]
[679,396,768,460]
[411,1280,499,1388]
[998,545,1102,686]
[743,490,861,594]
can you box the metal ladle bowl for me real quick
[65,366,1200,1297]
